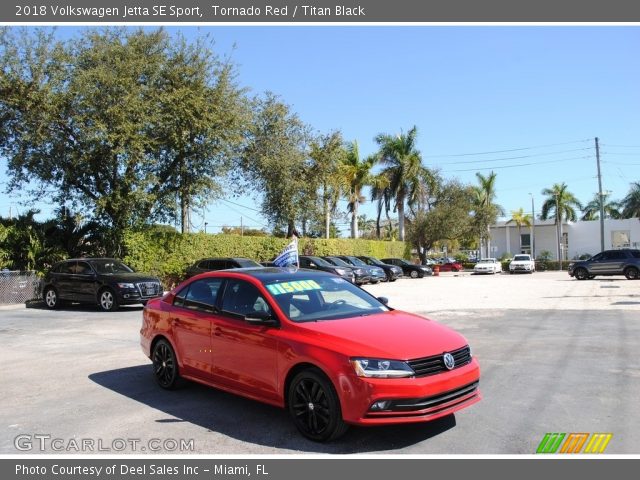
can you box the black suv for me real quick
[568,249,640,280]
[298,256,355,283]
[42,258,163,311]
[185,257,262,278]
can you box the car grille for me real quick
[407,345,472,377]
[384,381,479,412]
[136,281,162,298]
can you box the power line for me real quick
[600,144,640,148]
[434,147,593,166]
[424,139,591,158]
[443,155,592,173]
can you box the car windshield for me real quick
[364,257,385,266]
[307,256,333,267]
[344,256,367,266]
[264,276,390,322]
[235,259,262,268]
[89,260,134,274]
[325,257,351,267]
[513,255,530,261]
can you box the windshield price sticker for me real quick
[267,280,322,295]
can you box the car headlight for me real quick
[334,268,349,275]
[117,283,136,289]
[351,358,415,378]
[354,268,365,275]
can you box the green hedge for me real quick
[123,231,407,287]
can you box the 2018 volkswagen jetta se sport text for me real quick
[140,268,481,441]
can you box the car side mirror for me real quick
[377,296,389,305]
[245,310,279,326]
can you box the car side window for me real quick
[631,251,640,259]
[197,260,210,269]
[174,279,223,313]
[76,261,93,275]
[591,253,604,261]
[211,260,226,270]
[58,262,76,274]
[221,280,272,318]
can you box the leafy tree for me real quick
[406,180,475,263]
[374,126,427,241]
[621,182,640,218]
[342,141,375,239]
[309,131,346,239]
[581,193,621,220]
[506,208,532,251]
[540,182,583,222]
[0,28,249,252]
[471,171,504,258]
[221,226,268,236]
[241,93,312,237]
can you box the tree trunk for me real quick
[375,203,382,239]
[287,220,295,238]
[180,192,189,234]
[351,201,358,239]
[397,195,405,241]
[323,185,330,240]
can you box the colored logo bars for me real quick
[536,432,613,454]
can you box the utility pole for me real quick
[240,216,244,237]
[204,222,208,234]
[595,137,605,252]
[555,192,562,269]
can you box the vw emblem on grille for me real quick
[443,353,455,370]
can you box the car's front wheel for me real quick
[288,369,348,442]
[574,267,589,280]
[44,287,59,309]
[624,267,639,280]
[98,288,119,311]
[409,270,419,279]
[152,339,181,389]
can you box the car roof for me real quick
[58,257,121,263]
[199,267,335,282]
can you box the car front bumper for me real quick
[338,358,481,425]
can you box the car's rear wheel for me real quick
[624,267,639,280]
[288,369,348,442]
[409,270,419,279]
[574,267,589,280]
[98,288,119,311]
[44,287,59,309]
[152,339,180,389]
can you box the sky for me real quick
[1,26,639,235]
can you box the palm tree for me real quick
[341,141,376,239]
[581,193,621,221]
[621,182,640,218]
[473,171,504,258]
[506,208,532,252]
[541,182,582,261]
[540,182,583,222]
[374,126,427,241]
[370,173,392,239]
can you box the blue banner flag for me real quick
[273,237,299,267]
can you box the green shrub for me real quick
[123,231,407,287]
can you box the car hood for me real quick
[295,310,467,360]
[99,272,160,283]
[510,261,531,265]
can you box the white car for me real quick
[473,258,502,274]
[509,254,536,274]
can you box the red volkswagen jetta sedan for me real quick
[140,268,480,441]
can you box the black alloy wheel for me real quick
[152,339,180,389]
[624,267,639,280]
[574,267,589,280]
[288,369,348,442]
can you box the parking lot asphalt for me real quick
[1,271,639,454]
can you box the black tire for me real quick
[44,287,59,309]
[588,275,596,279]
[574,267,589,280]
[410,270,419,279]
[288,369,349,442]
[152,339,181,390]
[98,288,119,312]
[624,267,639,280]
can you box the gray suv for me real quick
[568,249,640,280]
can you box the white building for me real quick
[489,218,640,260]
